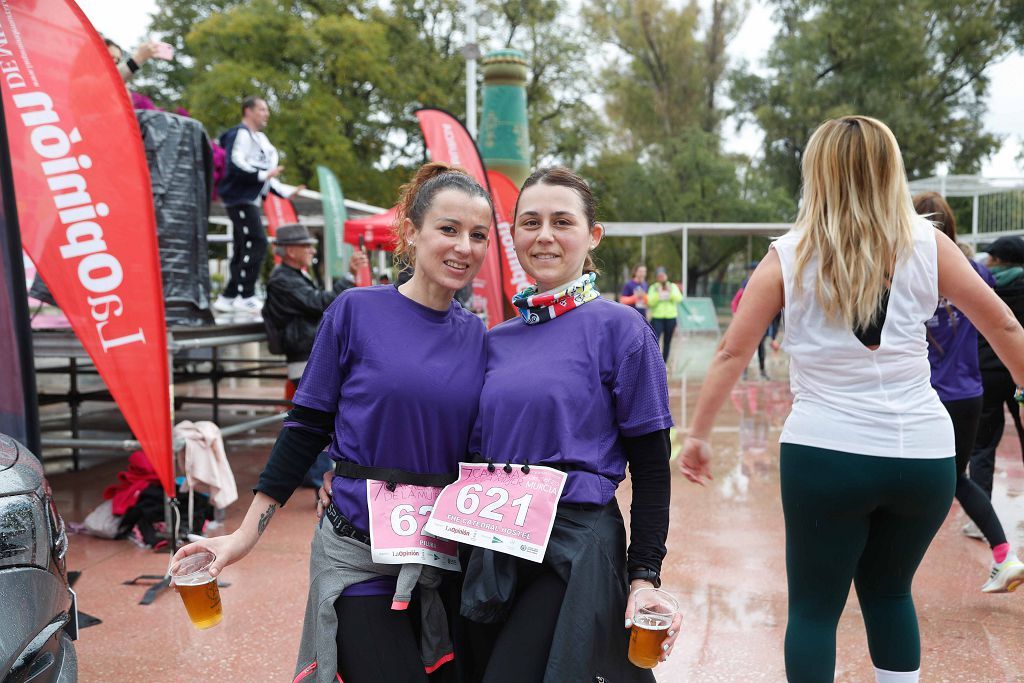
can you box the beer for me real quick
[170,550,223,630]
[627,587,678,669]
[175,577,222,630]
[628,613,671,668]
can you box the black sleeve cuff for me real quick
[623,428,671,575]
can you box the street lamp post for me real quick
[466,0,478,138]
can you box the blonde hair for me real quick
[793,116,917,331]
[391,162,492,270]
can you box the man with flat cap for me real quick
[970,235,1024,499]
[263,223,367,396]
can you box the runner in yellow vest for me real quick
[646,267,683,363]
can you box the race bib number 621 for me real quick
[424,463,567,562]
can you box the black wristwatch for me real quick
[628,567,662,588]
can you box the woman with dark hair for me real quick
[461,167,681,681]
[914,191,1024,593]
[620,263,649,317]
[680,117,1024,682]
[175,162,494,683]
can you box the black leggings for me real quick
[969,369,1024,496]
[943,396,1007,548]
[651,317,677,363]
[334,592,455,683]
[464,559,567,683]
[224,203,267,298]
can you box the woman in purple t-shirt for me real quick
[620,264,648,316]
[174,163,493,683]
[461,168,682,682]
[915,192,1024,593]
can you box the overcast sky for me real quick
[78,0,1023,177]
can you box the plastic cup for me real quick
[628,588,678,668]
[170,551,222,629]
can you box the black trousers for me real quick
[224,203,267,298]
[651,317,677,363]
[969,369,1024,496]
[334,589,458,683]
[463,559,567,683]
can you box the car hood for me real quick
[0,434,44,497]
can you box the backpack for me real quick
[215,125,243,197]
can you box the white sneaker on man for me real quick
[233,296,263,315]
[981,553,1024,593]
[213,295,237,313]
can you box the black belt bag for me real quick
[332,460,458,491]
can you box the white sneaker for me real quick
[962,521,985,541]
[233,296,263,314]
[213,295,237,313]
[981,553,1024,593]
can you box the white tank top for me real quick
[772,218,953,459]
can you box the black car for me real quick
[0,433,77,682]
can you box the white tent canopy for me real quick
[908,175,1024,243]
[908,175,1024,197]
[602,222,792,293]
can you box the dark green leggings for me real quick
[780,444,955,683]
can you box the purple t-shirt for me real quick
[926,261,994,402]
[476,298,673,505]
[621,279,648,311]
[294,285,486,594]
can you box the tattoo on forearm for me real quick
[257,504,277,536]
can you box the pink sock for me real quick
[993,543,1010,564]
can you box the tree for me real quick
[484,0,606,166]
[143,0,466,205]
[584,0,781,294]
[731,0,1022,197]
[142,0,609,202]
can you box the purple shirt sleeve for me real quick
[293,307,344,413]
[614,324,673,437]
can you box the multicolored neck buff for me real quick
[512,272,600,325]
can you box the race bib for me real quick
[425,463,567,562]
[366,480,460,571]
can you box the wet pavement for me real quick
[49,335,1024,681]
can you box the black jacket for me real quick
[461,501,656,683]
[264,264,352,363]
[978,267,1024,372]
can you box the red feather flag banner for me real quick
[0,1,175,494]
[263,193,298,264]
[486,169,533,305]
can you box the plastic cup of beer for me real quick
[628,588,678,668]
[170,550,222,630]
